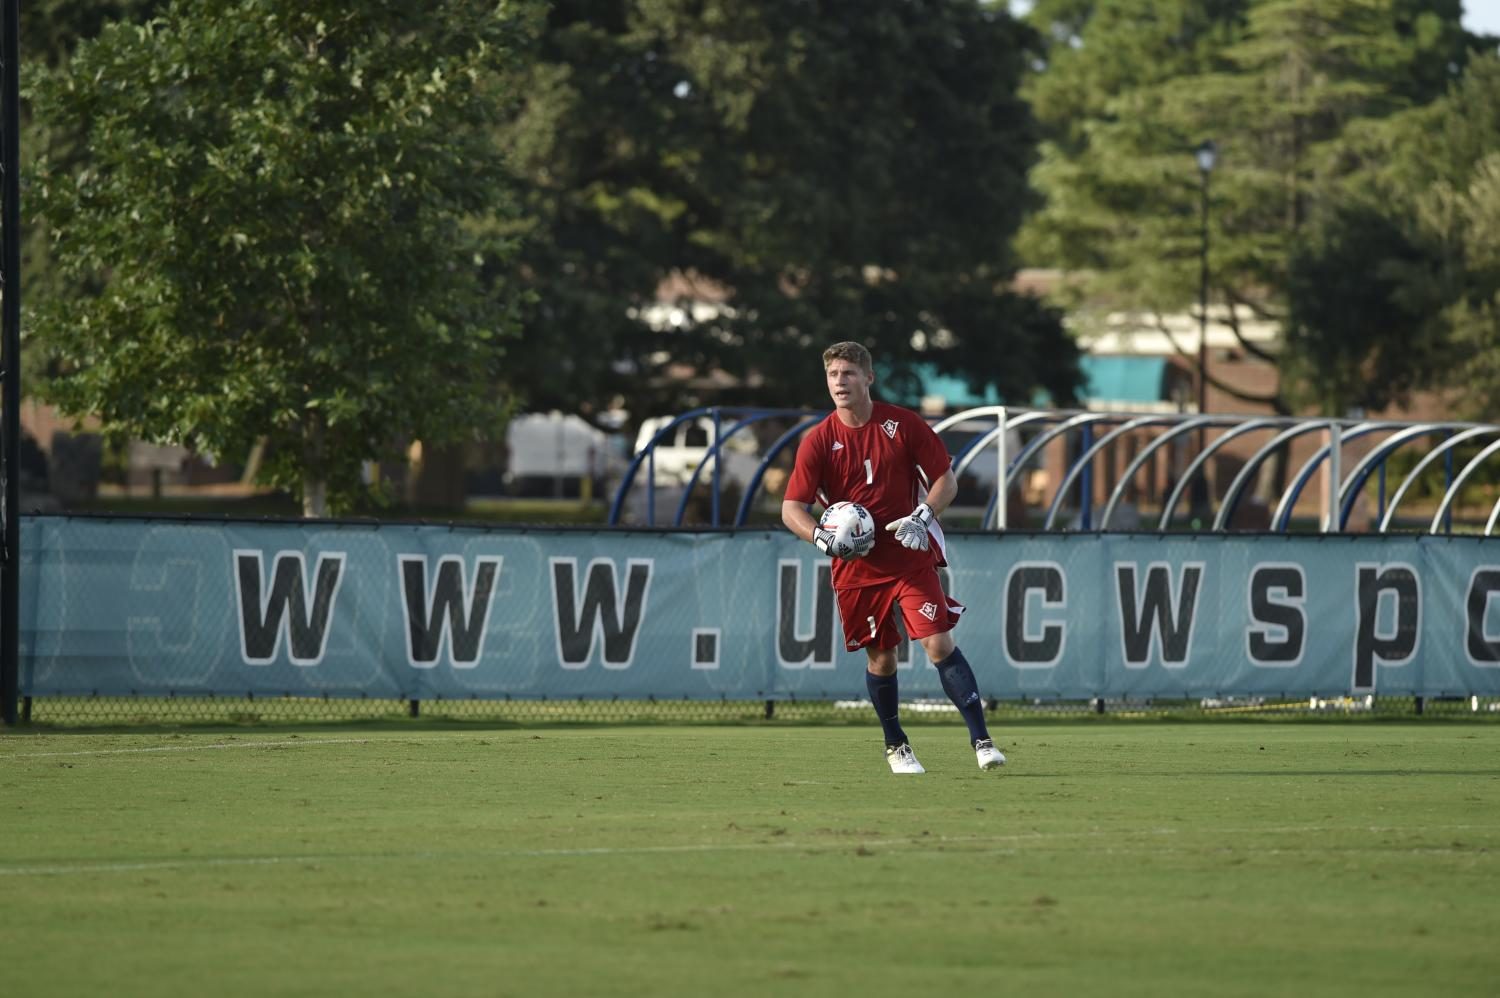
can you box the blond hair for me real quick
[822,341,873,373]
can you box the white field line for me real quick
[1,737,377,759]
[2,824,1496,878]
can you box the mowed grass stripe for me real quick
[2,724,1496,998]
[3,736,377,758]
[3,822,1497,878]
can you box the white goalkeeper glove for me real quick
[813,526,857,560]
[885,503,934,551]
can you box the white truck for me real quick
[632,415,760,488]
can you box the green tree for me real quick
[1282,199,1447,413]
[501,0,1081,423]
[22,1,164,67]
[21,2,167,302]
[1360,54,1500,420]
[25,0,541,515]
[1020,0,1475,417]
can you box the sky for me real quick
[1010,2,1500,36]
[1468,0,1500,37]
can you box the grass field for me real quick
[3,723,1498,997]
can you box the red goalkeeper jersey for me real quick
[784,401,951,588]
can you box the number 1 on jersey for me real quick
[864,458,873,485]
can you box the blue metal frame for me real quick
[609,407,819,526]
[610,406,713,526]
[673,409,798,527]
[1271,422,1386,532]
[1045,415,1174,530]
[1211,422,1342,532]
[1376,426,1500,533]
[734,414,825,526]
[1431,436,1500,534]
[946,410,1057,529]
[613,405,1500,535]
[1335,424,1459,531]
[982,412,1111,529]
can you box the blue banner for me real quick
[19,516,1500,700]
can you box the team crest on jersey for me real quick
[919,601,938,620]
[882,419,899,438]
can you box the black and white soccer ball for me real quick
[819,501,876,558]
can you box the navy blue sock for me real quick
[935,647,990,744]
[865,670,908,747]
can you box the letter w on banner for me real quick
[1114,561,1204,669]
[550,558,653,670]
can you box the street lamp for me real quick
[1194,140,1216,421]
[1191,139,1216,522]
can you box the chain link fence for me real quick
[13,516,1500,729]
[16,692,1500,728]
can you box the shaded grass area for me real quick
[2,725,1497,997]
[65,493,611,525]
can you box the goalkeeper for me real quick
[781,340,1006,775]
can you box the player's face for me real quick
[825,358,873,411]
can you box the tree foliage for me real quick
[1356,54,1500,420]
[500,0,1082,419]
[20,1,168,301]
[25,0,542,514]
[1019,0,1478,415]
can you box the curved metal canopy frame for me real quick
[1099,420,1205,531]
[673,410,796,527]
[931,405,1013,436]
[1336,424,1462,530]
[609,407,813,526]
[1044,414,1178,530]
[1100,418,1222,530]
[948,410,1058,528]
[1270,422,1390,532]
[986,412,1112,529]
[609,406,717,526]
[733,414,824,526]
[1156,418,1291,530]
[1211,422,1346,532]
[615,405,1500,533]
[948,410,1057,472]
[1486,492,1500,536]
[1377,426,1500,533]
[1431,436,1500,535]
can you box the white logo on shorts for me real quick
[882,419,899,438]
[918,601,938,620]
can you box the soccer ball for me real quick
[819,501,876,558]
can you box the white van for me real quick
[503,412,626,497]
[632,415,760,487]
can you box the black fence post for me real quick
[0,0,21,728]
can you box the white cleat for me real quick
[974,738,1007,770]
[885,743,925,774]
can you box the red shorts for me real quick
[834,572,966,652]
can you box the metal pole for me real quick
[1079,422,1094,530]
[996,407,1007,530]
[0,0,20,726]
[1325,421,1341,534]
[1188,144,1212,525]
[1197,169,1210,431]
[710,407,721,527]
[1444,439,1454,535]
